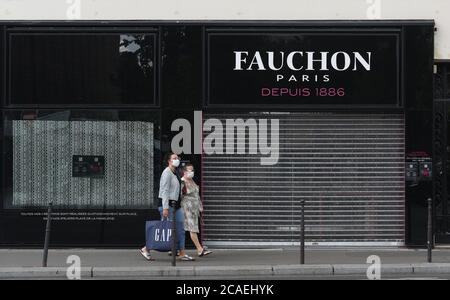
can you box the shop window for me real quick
[8,31,157,106]
[2,110,161,209]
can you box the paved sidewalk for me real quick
[1,248,450,278]
[2,248,450,267]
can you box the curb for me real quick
[273,264,333,276]
[194,265,274,277]
[412,263,450,274]
[0,267,92,279]
[93,266,195,278]
[332,264,415,275]
[1,263,450,278]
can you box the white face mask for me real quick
[186,171,194,179]
[172,159,180,168]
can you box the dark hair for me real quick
[183,163,194,171]
[163,152,175,167]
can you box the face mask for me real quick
[186,171,194,179]
[172,159,180,168]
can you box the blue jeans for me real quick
[158,206,185,251]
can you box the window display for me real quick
[11,118,154,209]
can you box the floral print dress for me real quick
[181,178,203,233]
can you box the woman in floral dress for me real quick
[181,163,212,257]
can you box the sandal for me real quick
[178,254,195,261]
[139,249,155,261]
[198,249,213,257]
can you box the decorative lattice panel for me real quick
[12,120,154,209]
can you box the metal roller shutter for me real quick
[202,112,405,246]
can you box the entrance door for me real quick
[434,62,450,244]
[434,100,450,243]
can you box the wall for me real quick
[0,0,448,59]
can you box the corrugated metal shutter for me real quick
[202,112,405,246]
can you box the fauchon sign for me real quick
[206,30,400,106]
[233,51,372,72]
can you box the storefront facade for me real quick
[0,20,434,247]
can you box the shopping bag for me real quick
[145,219,173,252]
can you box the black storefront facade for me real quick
[0,20,437,248]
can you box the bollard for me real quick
[300,200,305,265]
[170,200,177,267]
[42,202,53,267]
[427,197,433,263]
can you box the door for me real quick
[434,100,450,243]
[434,62,450,244]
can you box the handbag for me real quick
[145,218,174,252]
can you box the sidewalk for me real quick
[1,248,450,278]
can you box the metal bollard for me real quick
[300,200,305,265]
[427,198,433,263]
[42,202,53,267]
[170,200,177,267]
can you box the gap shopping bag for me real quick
[145,218,173,252]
